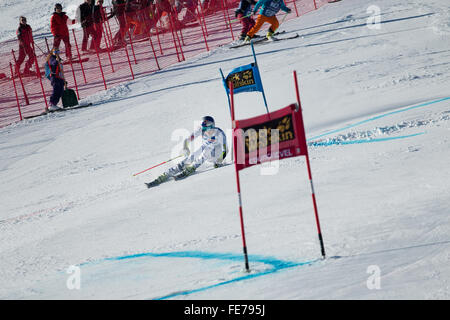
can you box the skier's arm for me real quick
[182,127,199,156]
[252,0,269,14]
[280,0,291,13]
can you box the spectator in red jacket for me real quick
[51,3,75,60]
[93,0,105,50]
[108,0,127,47]
[15,16,35,75]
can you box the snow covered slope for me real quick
[0,0,449,299]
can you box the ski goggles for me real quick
[201,121,214,131]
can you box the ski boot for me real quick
[174,165,196,180]
[266,29,276,41]
[145,173,169,188]
[243,35,253,44]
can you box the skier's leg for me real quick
[63,36,72,60]
[16,46,26,73]
[246,15,268,39]
[24,45,35,73]
[267,16,279,36]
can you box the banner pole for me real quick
[293,70,326,259]
[250,42,270,115]
[219,68,231,112]
[230,81,250,272]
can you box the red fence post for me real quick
[68,58,80,100]
[11,49,29,105]
[94,40,107,90]
[31,46,49,110]
[198,3,209,37]
[196,6,209,52]
[124,44,135,80]
[313,0,318,10]
[72,29,87,84]
[292,0,299,17]
[222,0,235,41]
[147,32,160,70]
[103,7,115,49]
[168,13,182,62]
[45,37,50,52]
[154,20,164,55]
[170,13,185,61]
[127,30,138,64]
[222,0,229,30]
[100,7,115,73]
[9,62,23,121]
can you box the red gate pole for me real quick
[229,81,250,272]
[11,49,29,105]
[124,44,135,80]
[9,62,23,121]
[72,29,87,84]
[93,40,107,90]
[313,0,318,10]
[293,70,326,259]
[127,30,138,64]
[196,6,209,52]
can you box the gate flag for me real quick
[222,63,264,95]
[233,103,308,171]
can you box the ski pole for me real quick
[279,12,289,26]
[227,13,252,25]
[132,155,183,176]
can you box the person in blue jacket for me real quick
[244,0,291,43]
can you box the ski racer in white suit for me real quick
[146,116,227,188]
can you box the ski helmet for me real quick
[201,116,215,131]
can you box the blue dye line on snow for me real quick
[307,97,450,141]
[308,132,426,147]
[86,251,317,300]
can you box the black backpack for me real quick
[62,88,78,108]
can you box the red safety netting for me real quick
[0,0,329,128]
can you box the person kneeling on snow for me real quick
[146,116,228,188]
[244,0,291,43]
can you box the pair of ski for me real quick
[145,163,230,188]
[23,103,93,119]
[230,31,300,49]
